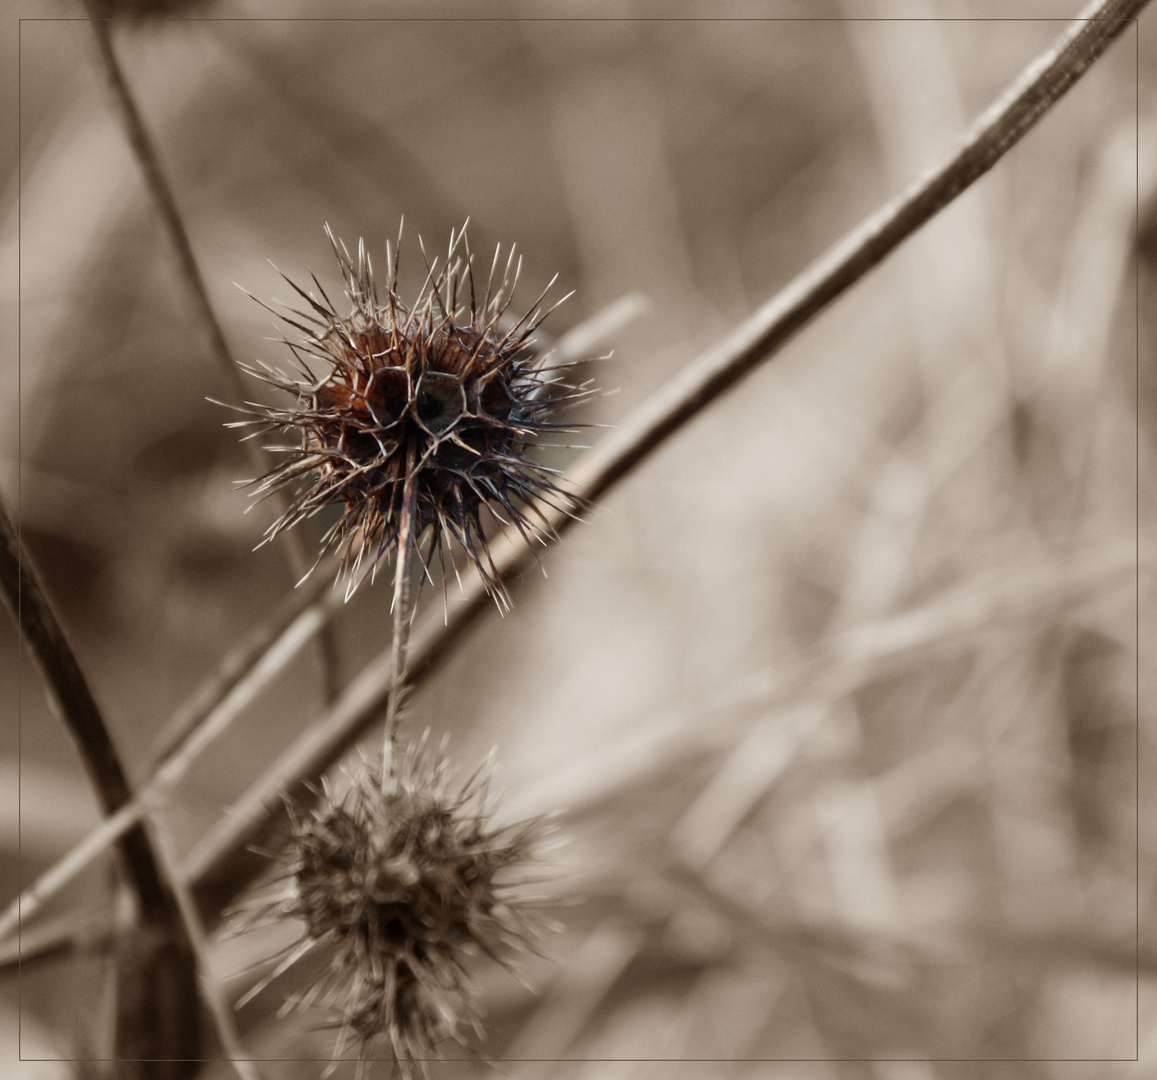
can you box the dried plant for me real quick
[2,4,1147,1080]
[227,224,591,607]
[217,224,579,1072]
[232,740,545,1078]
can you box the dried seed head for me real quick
[233,740,548,1077]
[228,223,595,604]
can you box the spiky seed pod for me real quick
[232,740,547,1077]
[227,223,595,604]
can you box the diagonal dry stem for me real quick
[0,575,342,942]
[145,569,338,772]
[81,5,342,700]
[183,0,1149,914]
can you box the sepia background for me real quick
[1,0,1153,1076]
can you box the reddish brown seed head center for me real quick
[310,316,517,464]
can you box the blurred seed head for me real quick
[88,0,213,19]
[234,738,548,1077]
[227,223,595,604]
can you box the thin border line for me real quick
[15,17,21,1069]
[13,10,1143,1069]
[1135,11,1142,1068]
[4,16,1115,22]
[9,1056,1147,1064]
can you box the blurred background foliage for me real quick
[1,0,1153,1076]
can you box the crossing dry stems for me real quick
[3,0,1147,1073]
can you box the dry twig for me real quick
[0,496,203,1074]
[81,5,342,700]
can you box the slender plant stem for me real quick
[560,0,1148,506]
[0,803,137,942]
[0,498,169,919]
[0,578,340,941]
[382,453,419,783]
[82,7,243,404]
[0,902,130,973]
[181,0,1148,912]
[146,568,338,771]
[0,496,203,1074]
[81,5,341,700]
[145,812,264,1080]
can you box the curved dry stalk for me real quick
[0,498,172,920]
[0,495,204,1071]
[184,0,1148,912]
[81,5,341,700]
